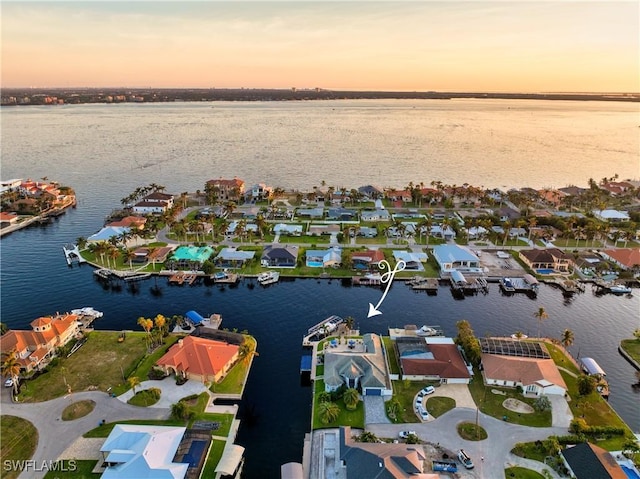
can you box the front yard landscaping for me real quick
[0,416,38,479]
[457,421,488,441]
[425,396,456,418]
[387,379,439,424]
[61,400,96,420]
[312,380,364,430]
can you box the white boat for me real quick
[70,307,104,318]
[257,271,280,285]
[610,284,632,294]
[416,325,439,337]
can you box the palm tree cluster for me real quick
[1,350,21,396]
[120,183,166,208]
[137,314,171,351]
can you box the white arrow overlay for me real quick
[367,260,406,317]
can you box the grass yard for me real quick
[0,416,38,479]
[127,388,161,407]
[210,335,256,395]
[389,380,439,424]
[17,331,153,402]
[621,338,640,364]
[43,460,98,479]
[312,380,364,430]
[201,439,227,478]
[382,337,400,375]
[426,396,456,418]
[61,400,96,421]
[457,421,488,441]
[504,466,546,479]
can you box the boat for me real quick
[70,307,104,319]
[416,325,440,337]
[609,284,632,295]
[257,271,280,285]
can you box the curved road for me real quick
[1,390,169,479]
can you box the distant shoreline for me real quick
[2,88,639,106]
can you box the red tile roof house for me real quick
[351,249,385,272]
[205,178,245,202]
[0,211,19,226]
[155,336,239,384]
[0,314,81,373]
[396,337,471,384]
[600,248,640,272]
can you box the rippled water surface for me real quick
[1,99,639,478]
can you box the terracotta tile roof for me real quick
[482,354,567,390]
[206,178,245,187]
[0,212,18,222]
[352,250,385,263]
[107,216,147,228]
[156,336,238,379]
[400,343,470,379]
[602,248,640,269]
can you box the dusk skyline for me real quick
[2,1,638,92]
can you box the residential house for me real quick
[560,443,627,479]
[392,250,427,271]
[305,248,342,268]
[432,244,480,273]
[385,189,412,203]
[87,226,130,243]
[396,337,471,384]
[296,207,324,219]
[357,185,384,199]
[307,224,340,236]
[360,209,390,222]
[0,212,19,226]
[495,206,521,222]
[0,178,22,194]
[519,248,573,273]
[326,208,357,221]
[273,223,303,236]
[337,426,433,479]
[351,249,385,271]
[480,339,566,396]
[99,425,189,479]
[0,313,81,373]
[132,192,174,215]
[430,224,456,240]
[107,216,147,230]
[245,183,272,201]
[205,178,245,202]
[465,226,488,240]
[357,226,377,238]
[261,245,299,268]
[323,333,392,396]
[156,336,239,384]
[600,248,640,272]
[215,248,256,268]
[593,209,630,223]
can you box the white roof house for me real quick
[593,209,630,222]
[432,244,480,272]
[100,424,188,479]
[88,226,130,242]
[273,223,303,235]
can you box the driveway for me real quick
[116,376,211,408]
[548,394,573,428]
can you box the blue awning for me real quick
[186,310,205,325]
[300,355,312,372]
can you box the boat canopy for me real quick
[580,357,606,376]
[451,270,467,284]
[523,274,539,285]
[185,310,205,325]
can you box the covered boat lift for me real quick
[580,357,606,377]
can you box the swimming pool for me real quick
[307,261,323,268]
[622,464,640,479]
[535,269,556,275]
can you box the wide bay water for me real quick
[1,99,639,478]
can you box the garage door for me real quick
[365,389,381,396]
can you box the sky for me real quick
[1,1,638,92]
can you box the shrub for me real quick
[533,396,552,412]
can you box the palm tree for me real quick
[238,340,259,365]
[128,376,140,394]
[137,317,153,351]
[343,388,360,410]
[318,400,340,424]
[533,307,549,339]
[344,316,355,333]
[1,350,21,395]
[125,249,136,270]
[561,329,574,348]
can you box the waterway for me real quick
[1,99,639,478]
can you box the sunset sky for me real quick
[2,1,638,92]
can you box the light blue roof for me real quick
[216,248,255,261]
[433,244,479,262]
[88,226,129,242]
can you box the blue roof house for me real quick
[433,245,480,273]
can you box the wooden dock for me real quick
[411,278,439,291]
[168,271,199,285]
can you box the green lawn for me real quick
[382,337,400,374]
[504,466,546,479]
[0,416,38,479]
[201,439,227,478]
[457,421,488,441]
[127,388,161,407]
[43,460,98,479]
[621,338,640,364]
[18,331,151,402]
[467,372,551,427]
[425,396,456,418]
[61,400,96,421]
[210,335,256,395]
[388,380,438,424]
[312,380,365,430]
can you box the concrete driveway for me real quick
[116,376,211,408]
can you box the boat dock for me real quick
[499,275,538,295]
[302,315,344,347]
[70,307,103,329]
[63,243,86,266]
[352,274,382,286]
[407,277,439,292]
[449,270,488,295]
[168,271,200,285]
[212,271,240,284]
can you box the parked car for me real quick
[4,378,13,388]
[398,430,417,439]
[458,449,474,469]
[418,406,429,420]
[423,385,435,395]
